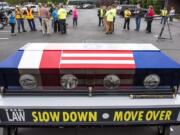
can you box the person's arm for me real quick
[64,9,67,17]
[97,9,100,16]
[47,9,51,19]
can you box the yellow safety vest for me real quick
[161,9,168,16]
[124,10,131,18]
[26,9,34,19]
[100,9,104,17]
[111,8,117,17]
[38,8,41,17]
[106,10,114,22]
[58,8,67,19]
[15,9,23,19]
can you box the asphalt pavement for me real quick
[0,9,180,135]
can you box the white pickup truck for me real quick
[0,2,10,11]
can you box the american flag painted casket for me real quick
[0,43,179,95]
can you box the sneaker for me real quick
[11,33,16,36]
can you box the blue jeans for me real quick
[16,19,26,32]
[135,17,141,31]
[161,16,167,24]
[27,19,36,31]
[59,19,66,34]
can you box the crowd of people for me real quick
[8,3,78,36]
[97,3,176,34]
[6,2,176,36]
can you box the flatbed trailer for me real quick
[0,95,180,135]
[0,43,180,135]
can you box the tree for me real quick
[97,0,114,6]
[141,0,147,8]
[6,0,68,5]
[6,0,27,5]
[130,0,136,5]
[147,0,153,6]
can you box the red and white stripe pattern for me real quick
[60,50,135,69]
[18,50,136,88]
[62,50,135,87]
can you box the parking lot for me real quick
[0,8,180,135]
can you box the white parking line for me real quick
[0,31,10,33]
[0,38,9,40]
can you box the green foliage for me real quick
[130,0,136,5]
[5,0,68,5]
[6,0,27,5]
[38,0,67,4]
[98,0,114,6]
[153,0,162,14]
[147,0,153,6]
[141,0,146,8]
[153,0,158,4]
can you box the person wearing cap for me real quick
[58,4,67,34]
[15,5,26,33]
[123,7,131,30]
[25,6,37,31]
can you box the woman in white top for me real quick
[169,7,175,22]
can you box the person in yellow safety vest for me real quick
[98,6,104,26]
[25,6,37,31]
[123,7,131,30]
[160,7,168,24]
[105,6,114,34]
[38,3,42,26]
[111,4,117,32]
[15,5,26,33]
[58,5,67,34]
[103,6,108,31]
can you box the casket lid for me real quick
[0,43,179,70]
[19,43,160,51]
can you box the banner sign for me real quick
[0,108,180,125]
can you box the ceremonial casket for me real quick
[0,43,179,95]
